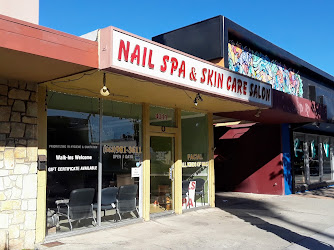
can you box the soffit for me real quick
[0,14,98,82]
[0,47,94,82]
[43,71,260,113]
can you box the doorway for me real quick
[150,136,174,214]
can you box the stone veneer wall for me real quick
[0,78,38,250]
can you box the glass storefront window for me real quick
[321,136,331,181]
[47,92,99,234]
[307,135,319,183]
[293,133,306,185]
[46,92,143,235]
[293,132,334,190]
[181,111,208,209]
[150,105,176,127]
[101,100,142,220]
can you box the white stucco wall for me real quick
[0,0,39,24]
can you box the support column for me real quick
[142,103,150,221]
[331,146,334,180]
[97,99,102,226]
[281,124,292,195]
[319,142,324,182]
[174,109,182,214]
[303,142,310,185]
[207,113,215,207]
[35,85,47,243]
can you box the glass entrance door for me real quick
[150,136,174,214]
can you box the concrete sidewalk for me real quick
[37,188,334,250]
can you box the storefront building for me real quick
[153,16,332,195]
[2,12,333,249]
[0,15,273,249]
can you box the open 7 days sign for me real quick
[103,29,272,107]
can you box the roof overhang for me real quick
[215,89,327,124]
[0,14,98,82]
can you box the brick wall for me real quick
[0,78,38,250]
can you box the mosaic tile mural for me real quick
[228,42,303,97]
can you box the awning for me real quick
[215,90,327,124]
[219,123,256,139]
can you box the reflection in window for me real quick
[101,100,142,220]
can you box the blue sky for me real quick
[40,0,334,77]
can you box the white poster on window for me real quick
[182,181,196,209]
[131,167,141,178]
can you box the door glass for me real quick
[150,136,174,214]
[308,135,319,183]
[321,136,331,181]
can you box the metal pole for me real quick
[319,142,324,182]
[6,230,9,250]
[97,98,103,226]
[331,146,334,180]
[303,142,310,185]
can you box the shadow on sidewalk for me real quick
[216,194,334,249]
[294,186,334,199]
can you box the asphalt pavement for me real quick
[37,187,334,250]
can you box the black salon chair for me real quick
[56,188,96,231]
[93,187,118,217]
[116,184,138,221]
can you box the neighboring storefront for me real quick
[293,130,334,191]
[152,15,332,195]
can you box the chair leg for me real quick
[115,208,121,221]
[91,205,97,226]
[67,206,73,231]
[68,218,73,231]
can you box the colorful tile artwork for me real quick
[228,42,303,97]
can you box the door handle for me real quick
[169,166,174,180]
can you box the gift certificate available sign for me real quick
[102,28,272,107]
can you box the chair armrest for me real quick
[56,199,70,215]
[55,199,69,205]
